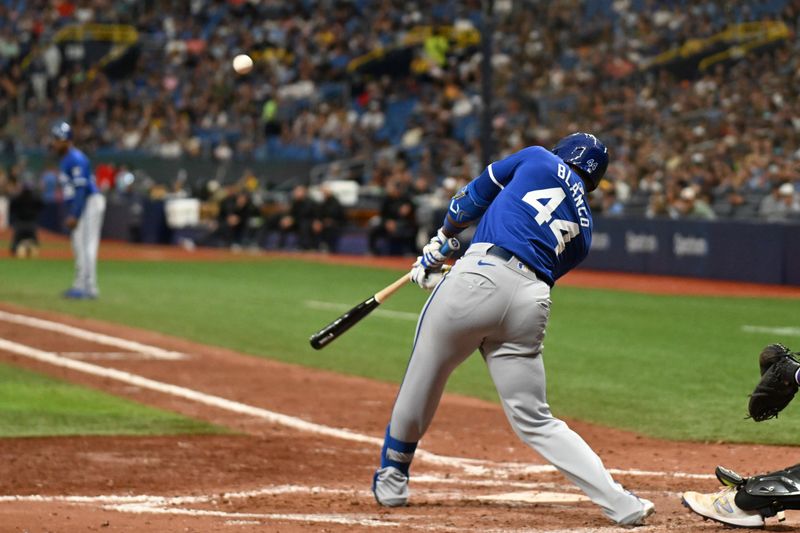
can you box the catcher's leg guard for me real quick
[732,464,800,516]
[716,465,744,487]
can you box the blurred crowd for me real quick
[0,157,468,255]
[2,0,800,224]
[173,169,462,254]
[255,183,348,253]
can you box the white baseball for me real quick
[232,54,253,74]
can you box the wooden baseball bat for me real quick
[308,238,459,350]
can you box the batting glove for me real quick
[409,261,449,291]
[420,229,455,270]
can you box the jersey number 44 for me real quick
[522,164,581,255]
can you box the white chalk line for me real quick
[0,335,712,482]
[415,474,565,490]
[305,300,418,321]
[477,491,590,503]
[0,482,674,506]
[105,505,402,528]
[0,486,521,531]
[0,310,186,360]
[0,486,402,529]
[0,336,488,475]
[59,352,169,361]
[0,337,381,445]
[742,325,800,337]
[0,484,603,532]
[0,309,714,483]
[0,487,550,506]
[0,485,358,505]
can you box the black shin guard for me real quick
[733,464,800,516]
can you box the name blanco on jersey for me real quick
[556,163,590,228]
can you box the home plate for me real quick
[477,491,590,504]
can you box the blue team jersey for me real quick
[472,146,593,285]
[59,147,98,218]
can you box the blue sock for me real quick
[379,424,417,476]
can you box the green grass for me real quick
[0,362,223,437]
[1,257,799,444]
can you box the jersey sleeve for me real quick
[441,151,523,235]
[472,155,517,199]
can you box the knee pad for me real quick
[732,464,800,516]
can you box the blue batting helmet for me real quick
[50,121,73,141]
[552,132,608,191]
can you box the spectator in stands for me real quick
[759,182,800,222]
[599,187,625,217]
[368,179,417,256]
[217,187,258,250]
[672,187,717,220]
[277,185,317,250]
[6,0,800,224]
[312,184,346,253]
[261,94,281,137]
[645,192,670,219]
[8,178,43,257]
[712,186,749,219]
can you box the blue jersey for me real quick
[59,147,98,219]
[471,146,593,285]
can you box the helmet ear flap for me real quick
[569,164,597,192]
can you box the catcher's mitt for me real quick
[748,344,800,421]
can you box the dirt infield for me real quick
[1,302,799,532]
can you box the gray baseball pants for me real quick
[71,193,105,296]
[389,242,645,523]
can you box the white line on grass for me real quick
[305,300,418,321]
[0,323,713,481]
[742,325,800,337]
[59,352,169,361]
[0,337,382,445]
[0,310,186,360]
[0,337,508,476]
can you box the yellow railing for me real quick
[644,20,789,70]
[54,23,139,44]
[347,23,481,73]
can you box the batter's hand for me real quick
[64,216,78,230]
[420,229,456,270]
[409,261,449,291]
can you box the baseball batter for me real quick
[51,121,105,299]
[372,133,655,526]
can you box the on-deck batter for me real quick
[373,133,655,526]
[51,121,105,299]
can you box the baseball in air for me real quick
[232,54,253,74]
